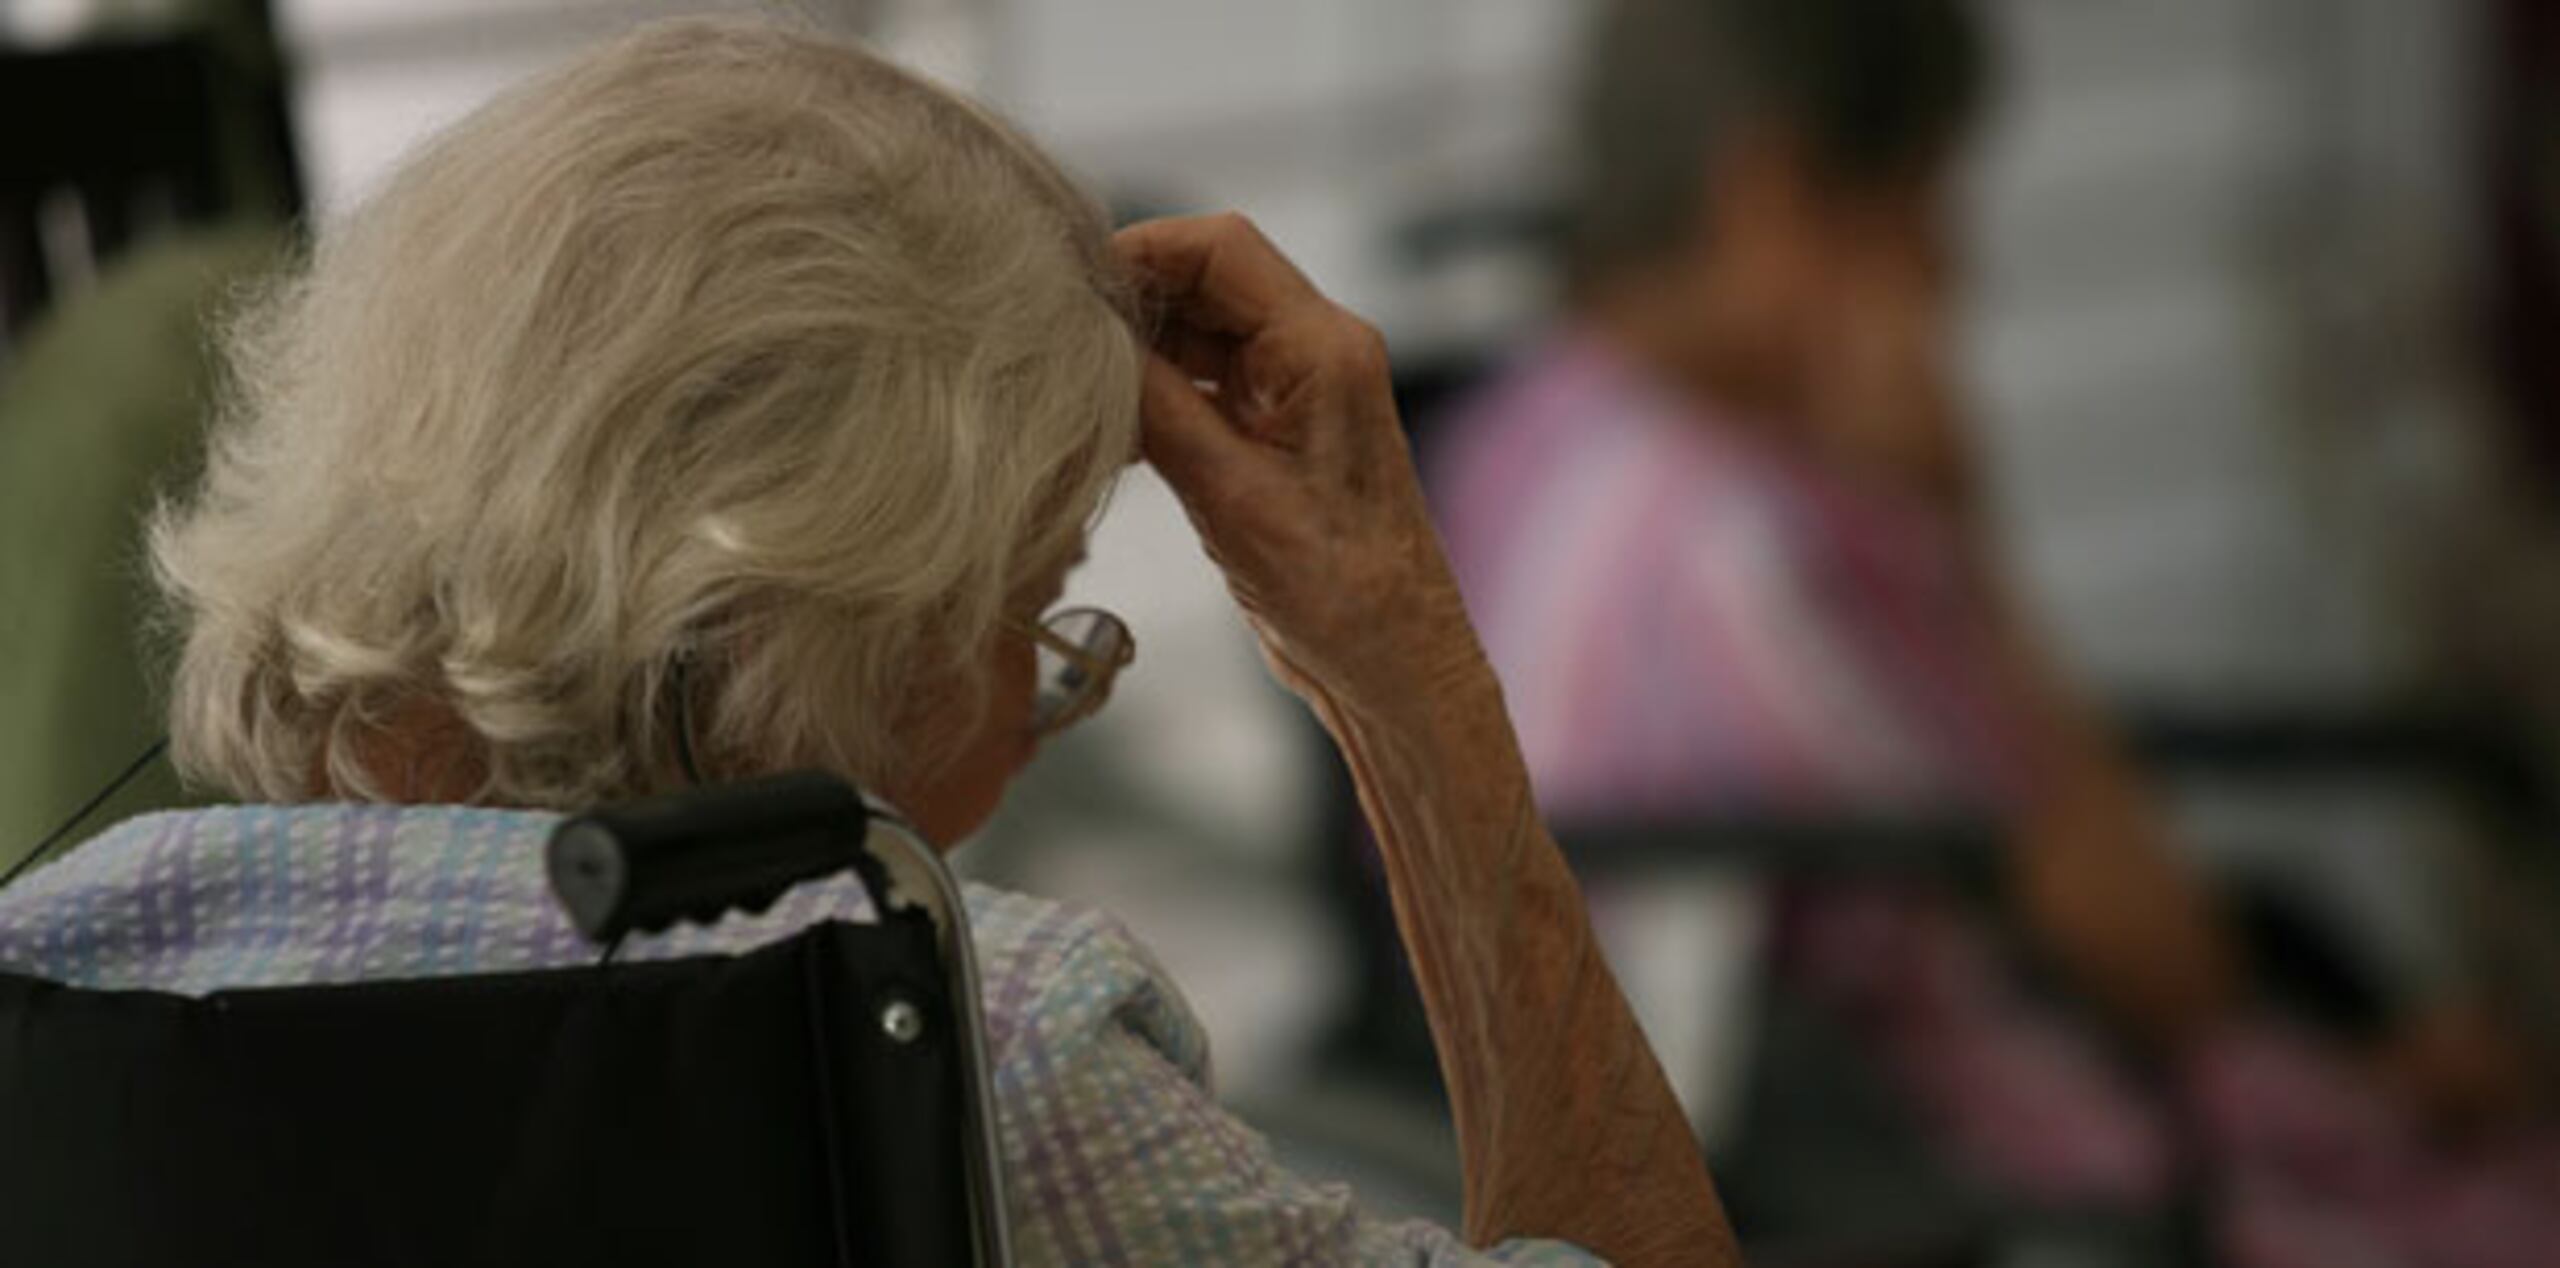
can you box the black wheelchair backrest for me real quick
[0,772,1009,1268]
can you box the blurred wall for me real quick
[1968,1,2486,703]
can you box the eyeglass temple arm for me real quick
[1026,624,1129,675]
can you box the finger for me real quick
[1155,322,1239,389]
[1135,351,1257,500]
[1116,213,1324,338]
[1237,307,1387,469]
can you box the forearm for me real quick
[1978,582,2241,1044]
[1818,300,2238,1044]
[1310,654,1736,1266]
[1112,209,1735,1264]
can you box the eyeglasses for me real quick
[1021,606,1134,739]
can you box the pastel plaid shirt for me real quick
[0,804,1601,1267]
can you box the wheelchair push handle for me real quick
[546,770,887,942]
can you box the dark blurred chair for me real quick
[0,772,1016,1267]
[1310,696,2548,1265]
[0,0,304,867]
[0,0,302,348]
[1309,782,2043,1264]
[2128,704,2557,1040]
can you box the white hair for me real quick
[152,16,1142,808]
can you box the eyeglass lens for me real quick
[1032,608,1130,733]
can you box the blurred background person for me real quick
[1428,0,2555,1264]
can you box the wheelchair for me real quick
[0,772,1015,1268]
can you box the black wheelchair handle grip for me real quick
[545,770,875,943]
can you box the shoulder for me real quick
[963,883,1211,1085]
[1431,332,1763,590]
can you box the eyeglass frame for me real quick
[664,605,1133,787]
[1016,606,1134,740]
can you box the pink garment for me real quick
[1428,329,2560,1264]
[1435,333,2014,820]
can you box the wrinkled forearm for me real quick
[1309,652,1737,1266]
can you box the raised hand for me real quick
[1115,212,1738,1266]
[1114,213,1482,711]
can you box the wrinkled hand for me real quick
[1115,213,1482,709]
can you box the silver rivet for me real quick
[880,998,924,1044]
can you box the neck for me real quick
[1578,258,1807,430]
[309,696,492,805]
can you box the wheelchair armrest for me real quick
[2121,702,2547,825]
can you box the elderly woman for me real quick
[0,18,1731,1267]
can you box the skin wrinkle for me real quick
[1496,854,1594,1200]
[1475,784,1543,1123]
[1322,657,1728,1257]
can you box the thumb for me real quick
[1138,351,1257,505]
